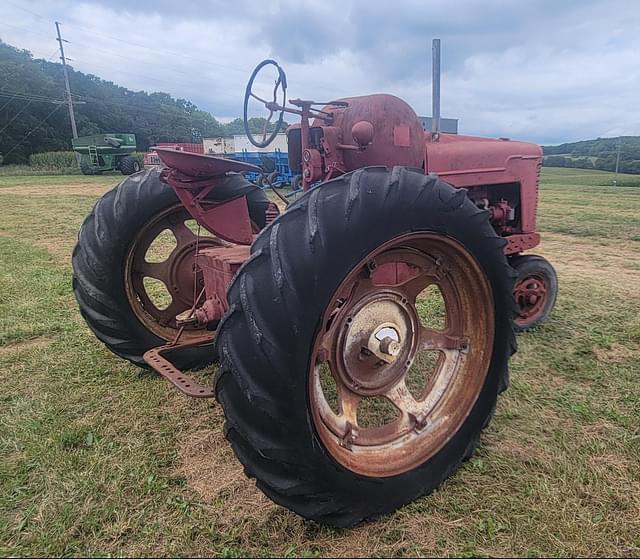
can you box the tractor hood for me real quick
[424,132,542,188]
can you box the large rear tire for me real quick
[80,159,95,175]
[72,167,271,368]
[215,166,517,526]
[119,155,141,175]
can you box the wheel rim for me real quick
[124,204,226,341]
[514,273,548,326]
[309,232,495,477]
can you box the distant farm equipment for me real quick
[72,133,140,175]
[145,135,300,191]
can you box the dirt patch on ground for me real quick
[538,233,640,297]
[593,342,640,363]
[0,336,51,356]
[178,427,277,523]
[0,183,114,198]
[34,238,74,263]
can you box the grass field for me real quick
[1,167,639,557]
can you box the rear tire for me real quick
[215,166,517,526]
[72,168,271,368]
[80,159,95,175]
[119,155,141,175]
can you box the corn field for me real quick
[29,151,78,170]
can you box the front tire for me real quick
[215,166,517,526]
[511,254,558,331]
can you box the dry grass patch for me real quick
[179,427,276,519]
[0,336,51,356]
[593,342,640,363]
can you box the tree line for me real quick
[543,137,640,174]
[0,40,285,165]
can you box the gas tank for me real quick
[315,94,425,172]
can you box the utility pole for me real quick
[55,21,78,139]
[613,137,622,186]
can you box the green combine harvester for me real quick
[72,133,141,175]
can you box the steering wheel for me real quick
[243,59,287,149]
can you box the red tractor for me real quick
[72,52,557,527]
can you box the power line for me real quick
[2,103,63,159]
[63,22,253,77]
[0,49,62,111]
[3,0,49,21]
[0,20,52,39]
[0,90,66,103]
[0,100,34,136]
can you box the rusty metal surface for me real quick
[196,245,251,323]
[155,148,260,178]
[159,164,253,245]
[424,133,543,236]
[314,94,424,174]
[170,187,253,245]
[123,204,224,342]
[143,336,216,398]
[504,232,540,255]
[308,232,494,477]
[246,59,544,256]
[514,273,548,326]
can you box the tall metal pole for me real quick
[55,21,78,139]
[431,38,441,139]
[614,136,622,185]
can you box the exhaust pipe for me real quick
[432,38,441,139]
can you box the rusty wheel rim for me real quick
[124,204,226,341]
[514,273,547,326]
[309,232,495,477]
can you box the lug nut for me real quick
[379,336,400,356]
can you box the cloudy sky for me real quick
[2,0,639,144]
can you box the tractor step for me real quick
[143,336,216,398]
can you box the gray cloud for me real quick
[2,0,639,143]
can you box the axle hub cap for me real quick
[337,294,418,396]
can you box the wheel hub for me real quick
[514,275,547,321]
[167,241,206,307]
[336,293,417,396]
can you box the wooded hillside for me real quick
[543,137,640,174]
[0,40,281,164]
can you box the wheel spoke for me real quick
[419,326,469,352]
[384,379,424,419]
[137,260,170,283]
[262,111,273,142]
[250,91,268,104]
[170,220,196,248]
[398,274,433,302]
[337,384,360,426]
[349,275,375,303]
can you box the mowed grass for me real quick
[1,168,639,557]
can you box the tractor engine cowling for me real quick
[288,94,425,180]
